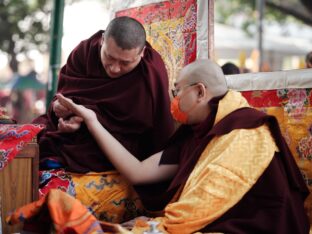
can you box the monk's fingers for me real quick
[58,117,82,132]
[71,116,84,123]
[58,117,70,127]
[56,94,79,112]
[57,118,67,130]
[56,94,90,119]
[56,93,73,106]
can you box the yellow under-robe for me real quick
[133,90,279,234]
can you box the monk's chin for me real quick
[107,72,123,78]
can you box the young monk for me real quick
[56,59,310,234]
[33,16,174,222]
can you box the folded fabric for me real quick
[6,189,103,234]
[39,169,145,223]
[0,124,44,171]
[6,189,140,234]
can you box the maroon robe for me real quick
[200,108,310,234]
[138,98,309,233]
[33,30,174,173]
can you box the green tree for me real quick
[266,0,312,26]
[216,0,312,36]
[0,0,51,72]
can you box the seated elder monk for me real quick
[32,16,174,222]
[55,59,310,234]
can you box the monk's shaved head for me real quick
[104,16,146,51]
[178,59,228,97]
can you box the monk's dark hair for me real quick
[104,16,146,51]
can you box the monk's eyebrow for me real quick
[105,51,135,64]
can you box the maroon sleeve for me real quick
[139,43,175,154]
[159,126,193,165]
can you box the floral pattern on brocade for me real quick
[242,88,312,222]
[116,0,197,90]
[0,124,43,171]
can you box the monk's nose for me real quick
[110,63,121,73]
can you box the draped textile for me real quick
[33,30,174,173]
[6,189,103,234]
[0,124,43,171]
[242,88,312,223]
[72,171,144,223]
[39,170,145,223]
[6,189,154,234]
[116,0,197,89]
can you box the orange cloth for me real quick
[6,189,103,234]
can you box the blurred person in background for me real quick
[221,62,240,75]
[305,51,312,68]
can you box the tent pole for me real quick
[208,0,215,59]
[46,0,65,111]
[257,0,265,71]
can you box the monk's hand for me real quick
[53,98,73,119]
[58,116,83,133]
[56,93,97,123]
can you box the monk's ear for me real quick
[197,83,207,101]
[101,33,105,45]
[140,46,146,57]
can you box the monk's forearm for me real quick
[85,119,149,183]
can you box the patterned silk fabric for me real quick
[0,124,43,170]
[242,89,312,223]
[39,170,144,224]
[72,171,144,223]
[116,0,197,89]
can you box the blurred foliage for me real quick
[216,0,312,37]
[0,0,52,72]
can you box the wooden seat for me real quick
[0,141,39,233]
